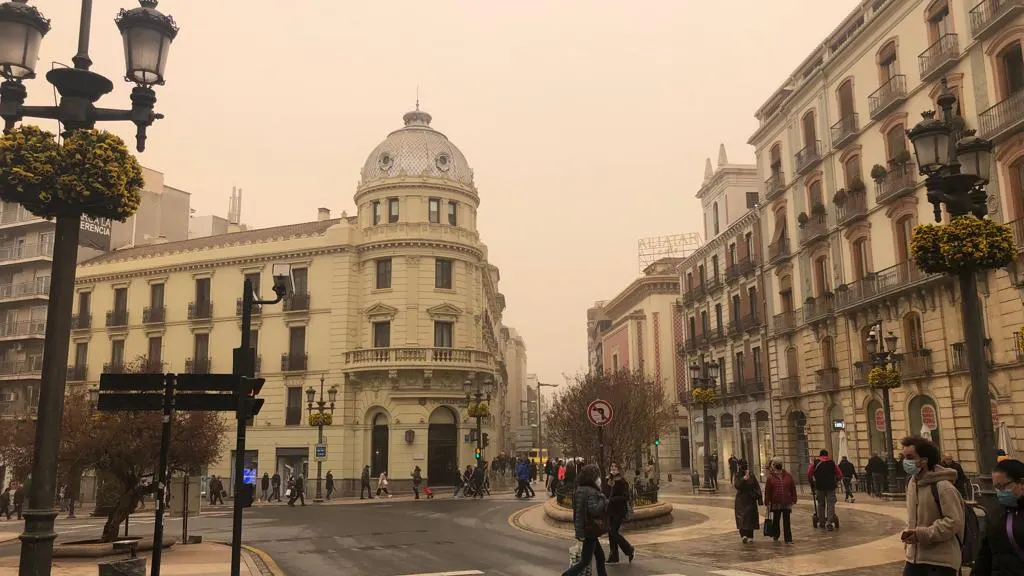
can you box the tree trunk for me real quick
[100,484,149,542]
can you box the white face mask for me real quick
[596,478,602,488]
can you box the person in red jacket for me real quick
[764,456,798,544]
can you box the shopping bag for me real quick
[284,489,292,498]
[762,515,773,537]
[568,543,593,576]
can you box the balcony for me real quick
[67,364,88,381]
[185,357,211,374]
[705,275,723,293]
[0,242,53,264]
[71,314,91,331]
[969,0,1024,40]
[834,261,936,311]
[725,259,755,282]
[741,377,766,395]
[188,301,213,321]
[728,320,744,337]
[708,325,727,344]
[875,163,917,204]
[764,171,787,201]
[798,214,829,246]
[342,347,498,374]
[816,367,840,391]
[0,207,40,228]
[0,278,49,303]
[950,340,993,372]
[778,376,801,398]
[103,362,126,374]
[682,284,706,305]
[741,313,763,332]
[281,353,308,372]
[0,356,42,378]
[853,362,870,385]
[139,358,164,374]
[836,191,868,226]
[142,305,166,325]
[918,34,960,82]
[868,75,908,120]
[978,90,1024,142]
[804,294,835,323]
[830,114,859,149]
[899,349,933,379]
[236,298,262,316]
[768,237,791,264]
[0,320,45,339]
[284,293,311,312]
[105,310,128,329]
[772,310,799,334]
[794,140,823,175]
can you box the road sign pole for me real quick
[150,373,175,576]
[230,279,255,576]
[598,426,605,474]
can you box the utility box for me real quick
[170,475,202,517]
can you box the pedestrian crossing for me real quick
[393,571,764,576]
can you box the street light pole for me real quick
[465,379,493,459]
[689,359,719,491]
[536,381,558,462]
[307,374,337,503]
[0,2,178,573]
[866,326,901,495]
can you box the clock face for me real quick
[378,152,393,171]
[435,152,451,172]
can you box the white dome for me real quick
[360,109,474,187]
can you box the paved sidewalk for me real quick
[0,542,270,576]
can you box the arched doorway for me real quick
[908,395,940,449]
[427,406,458,485]
[755,411,771,473]
[866,398,886,457]
[826,404,844,456]
[739,413,753,463]
[720,413,735,464]
[790,411,809,483]
[371,413,390,477]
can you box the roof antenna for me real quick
[416,85,420,111]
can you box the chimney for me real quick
[317,207,331,221]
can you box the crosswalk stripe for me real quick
[394,572,484,576]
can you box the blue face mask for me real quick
[997,489,1019,507]
[902,458,919,476]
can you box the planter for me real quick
[543,497,673,532]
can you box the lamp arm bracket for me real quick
[92,107,134,123]
[17,105,60,120]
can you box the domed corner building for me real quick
[69,108,514,498]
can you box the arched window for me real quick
[895,214,915,263]
[885,124,907,163]
[769,143,783,173]
[844,155,862,188]
[808,179,824,208]
[1010,155,1024,221]
[837,79,856,119]
[713,201,720,235]
[878,40,899,83]
[785,346,798,377]
[926,1,953,43]
[802,111,817,149]
[997,41,1024,99]
[851,237,870,279]
[779,275,794,314]
[903,312,924,352]
[813,255,830,296]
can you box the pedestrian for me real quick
[271,472,282,502]
[733,459,762,544]
[866,453,885,496]
[710,451,720,490]
[940,454,968,498]
[763,456,797,544]
[288,475,306,506]
[260,472,270,502]
[545,458,555,495]
[810,450,841,531]
[900,435,964,576]
[0,486,10,520]
[604,462,635,564]
[973,458,1024,575]
[214,475,225,505]
[411,466,422,500]
[12,483,24,520]
[377,471,391,498]
[728,454,739,485]
[516,458,532,498]
[472,462,488,498]
[562,464,609,576]
[325,471,335,500]
[838,455,857,502]
[360,465,372,499]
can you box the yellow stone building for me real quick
[749,0,1024,477]
[70,108,514,494]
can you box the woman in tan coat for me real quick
[900,436,964,576]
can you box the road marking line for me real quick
[711,571,770,576]
[394,572,484,576]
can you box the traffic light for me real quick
[474,447,481,460]
[482,433,490,448]
[242,377,266,418]
[654,438,661,446]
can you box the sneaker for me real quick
[826,524,834,531]
[741,536,749,543]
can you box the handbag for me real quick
[762,512,774,537]
[284,489,292,497]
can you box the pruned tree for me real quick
[0,387,94,487]
[544,369,676,471]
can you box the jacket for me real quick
[973,498,1024,576]
[361,468,371,483]
[516,462,530,481]
[838,459,856,479]
[733,474,761,531]
[571,484,607,540]
[810,457,842,491]
[261,475,270,490]
[605,476,630,519]
[905,465,965,570]
[764,470,797,509]
[412,470,422,485]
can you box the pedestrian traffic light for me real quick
[474,447,481,460]
[482,433,490,448]
[654,437,661,446]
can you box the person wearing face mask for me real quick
[973,458,1024,575]
[764,456,797,544]
[900,436,965,576]
[603,462,635,564]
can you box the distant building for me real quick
[504,327,528,453]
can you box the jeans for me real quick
[361,482,371,499]
[842,478,854,500]
[261,488,269,501]
[288,492,305,506]
[413,485,420,499]
[902,563,957,576]
[816,489,836,526]
[607,515,633,561]
[326,486,334,500]
[562,537,608,576]
[770,509,793,542]
[271,486,281,502]
[710,471,719,489]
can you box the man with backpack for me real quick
[809,449,842,531]
[900,436,966,576]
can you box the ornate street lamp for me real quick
[689,359,718,491]
[307,374,338,502]
[906,77,998,507]
[465,379,493,459]
[866,327,901,496]
[0,2,178,574]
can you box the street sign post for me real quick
[315,444,327,462]
[586,399,613,473]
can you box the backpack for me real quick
[930,482,984,568]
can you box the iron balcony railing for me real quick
[918,34,960,82]
[0,242,53,262]
[185,357,211,374]
[899,349,934,379]
[683,284,706,304]
[795,140,823,174]
[0,356,42,377]
[188,300,213,320]
[830,114,859,148]
[105,310,128,328]
[705,275,723,293]
[778,376,800,398]
[876,163,917,204]
[969,0,1024,39]
[0,278,49,301]
[0,320,45,338]
[741,312,762,332]
[816,367,840,391]
[768,237,790,263]
[67,364,88,381]
[765,171,787,201]
[236,298,262,316]
[836,191,868,225]
[951,340,993,372]
[834,261,935,310]
[708,325,727,344]
[978,90,1024,141]
[282,353,308,372]
[284,293,311,312]
[142,305,166,324]
[798,215,829,246]
[103,362,126,374]
[71,314,91,331]
[804,294,835,323]
[726,259,755,282]
[772,309,799,334]
[742,377,766,395]
[869,75,908,119]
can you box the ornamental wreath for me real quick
[309,412,333,426]
[468,400,490,418]
[867,366,901,389]
[690,387,718,406]
[911,216,1016,275]
[0,126,144,221]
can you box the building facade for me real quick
[587,302,611,374]
[678,147,773,477]
[69,108,513,494]
[750,0,1024,478]
[503,326,529,454]
[591,258,689,473]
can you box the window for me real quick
[111,339,125,367]
[612,354,619,371]
[700,310,709,333]
[844,155,862,187]
[372,200,381,225]
[715,303,723,332]
[822,337,836,369]
[289,326,306,357]
[718,358,726,385]
[686,272,693,290]
[852,238,871,279]
[688,317,696,340]
[434,321,454,348]
[731,294,741,323]
[285,387,302,426]
[808,180,824,207]
[780,285,793,314]
[148,336,162,367]
[927,2,952,41]
[448,201,458,225]
[150,283,164,309]
[113,287,127,315]
[711,255,719,279]
[735,351,745,382]
[698,264,706,285]
[886,124,907,162]
[435,258,453,289]
[74,342,88,369]
[802,111,817,147]
[895,215,914,262]
[713,202,720,235]
[748,287,758,320]
[837,79,855,118]
[375,258,392,289]
[814,256,831,296]
[769,144,782,173]
[244,272,260,297]
[292,267,308,296]
[249,329,259,351]
[904,312,925,351]
[195,277,211,315]
[753,347,763,381]
[746,192,759,210]
[194,333,209,361]
[744,232,753,260]
[373,321,391,348]
[78,291,91,317]
[879,41,898,81]
[428,198,441,223]
[729,244,737,267]
[388,198,399,223]
[1000,42,1024,97]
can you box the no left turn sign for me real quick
[586,399,613,427]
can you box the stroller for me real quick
[810,487,841,530]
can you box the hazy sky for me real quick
[33,0,860,384]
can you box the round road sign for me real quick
[587,399,613,427]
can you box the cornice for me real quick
[603,277,679,321]
[358,240,484,260]
[681,210,762,270]
[354,177,479,203]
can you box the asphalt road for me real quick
[0,495,762,576]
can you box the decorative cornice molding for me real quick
[359,240,483,260]
[602,278,679,321]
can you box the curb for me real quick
[242,544,286,576]
[0,535,18,545]
[507,504,569,541]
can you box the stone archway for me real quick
[371,413,390,478]
[789,411,809,482]
[427,406,459,485]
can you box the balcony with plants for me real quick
[834,178,868,226]
[834,261,937,311]
[797,204,829,246]
[871,152,917,205]
[869,74,908,120]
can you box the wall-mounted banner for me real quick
[80,215,112,251]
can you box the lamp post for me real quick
[866,326,902,495]
[464,378,494,459]
[0,2,178,573]
[307,374,337,502]
[536,381,558,463]
[906,77,997,507]
[689,359,719,491]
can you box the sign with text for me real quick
[315,443,327,462]
[79,215,112,251]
